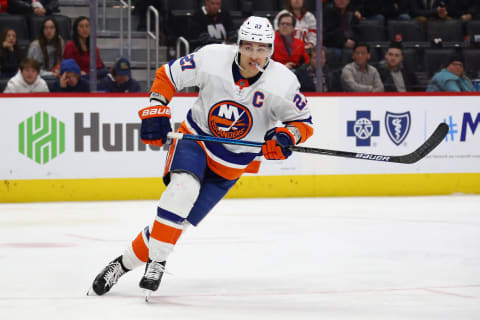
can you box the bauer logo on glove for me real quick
[138,105,172,147]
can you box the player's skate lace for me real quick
[103,261,127,288]
[144,260,165,280]
[139,260,167,292]
[90,256,129,296]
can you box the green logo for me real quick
[18,111,65,164]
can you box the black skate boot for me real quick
[88,256,130,296]
[139,259,166,301]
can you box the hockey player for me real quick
[88,16,314,300]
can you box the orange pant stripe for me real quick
[151,220,183,245]
[131,231,149,262]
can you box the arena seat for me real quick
[28,15,72,41]
[427,19,464,46]
[252,1,279,11]
[423,48,456,76]
[387,20,427,44]
[463,48,480,78]
[466,20,480,47]
[354,19,387,46]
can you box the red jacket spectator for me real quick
[0,0,7,13]
[63,40,103,75]
[273,31,310,69]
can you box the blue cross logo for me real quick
[347,111,380,146]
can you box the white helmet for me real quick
[238,16,274,52]
[236,16,275,70]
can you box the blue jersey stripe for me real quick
[186,111,259,165]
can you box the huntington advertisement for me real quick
[0,95,479,181]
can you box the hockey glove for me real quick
[262,127,296,160]
[138,105,172,147]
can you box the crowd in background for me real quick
[1,0,480,93]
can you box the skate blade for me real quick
[144,289,153,302]
[86,286,98,296]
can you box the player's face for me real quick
[239,41,271,75]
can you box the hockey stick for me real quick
[167,123,449,164]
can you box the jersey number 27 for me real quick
[180,54,196,71]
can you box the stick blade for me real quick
[391,123,449,164]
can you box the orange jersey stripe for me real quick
[131,231,149,263]
[151,220,183,245]
[289,121,314,144]
[163,136,178,176]
[150,65,176,102]
[176,122,247,180]
[245,160,261,173]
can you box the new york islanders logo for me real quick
[385,111,411,145]
[208,100,252,139]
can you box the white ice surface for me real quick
[0,196,479,320]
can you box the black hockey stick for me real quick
[167,123,449,164]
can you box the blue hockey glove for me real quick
[262,127,296,160]
[138,105,172,146]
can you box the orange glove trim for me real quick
[261,140,287,160]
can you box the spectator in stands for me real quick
[323,0,358,50]
[188,0,234,50]
[350,0,411,21]
[3,58,48,92]
[98,57,141,93]
[51,58,89,92]
[427,55,475,92]
[273,12,310,70]
[63,16,107,79]
[341,42,384,92]
[27,17,64,78]
[447,0,476,22]
[274,0,317,48]
[378,41,418,92]
[0,28,23,79]
[409,0,450,24]
[6,0,59,16]
[0,0,8,13]
[296,47,336,92]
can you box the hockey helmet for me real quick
[237,16,275,56]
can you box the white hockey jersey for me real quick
[150,44,313,180]
[273,10,317,46]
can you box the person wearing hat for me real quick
[51,58,89,92]
[98,57,141,93]
[427,55,475,92]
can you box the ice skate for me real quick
[139,259,166,301]
[88,256,129,296]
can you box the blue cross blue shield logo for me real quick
[347,111,380,146]
[385,111,411,145]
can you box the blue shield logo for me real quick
[385,111,411,145]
